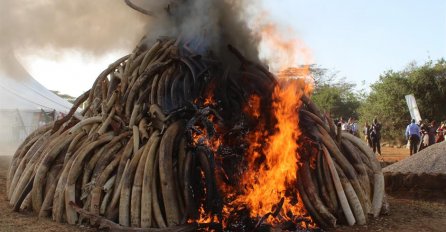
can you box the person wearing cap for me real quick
[405,119,420,156]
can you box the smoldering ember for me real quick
[5,1,390,232]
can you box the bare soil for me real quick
[380,146,410,163]
[0,156,94,232]
[1,146,445,232]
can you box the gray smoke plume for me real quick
[127,0,261,63]
[0,0,261,75]
[0,0,146,75]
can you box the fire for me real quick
[228,17,314,224]
[192,13,316,229]
[243,95,261,119]
[235,78,307,222]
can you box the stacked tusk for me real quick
[7,36,386,231]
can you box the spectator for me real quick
[363,122,372,147]
[349,117,359,137]
[371,118,382,156]
[341,117,350,132]
[436,121,446,143]
[405,119,420,156]
[337,117,344,128]
[428,120,437,146]
[419,119,430,151]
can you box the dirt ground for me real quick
[379,146,410,163]
[1,147,445,232]
[0,156,94,232]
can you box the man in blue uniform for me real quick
[405,119,420,156]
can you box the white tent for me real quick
[0,57,73,150]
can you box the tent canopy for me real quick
[0,57,73,113]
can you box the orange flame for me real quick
[235,78,307,221]
[231,17,314,224]
[243,95,261,119]
[194,14,316,228]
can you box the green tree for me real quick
[359,71,411,142]
[311,67,361,119]
[407,59,446,121]
[359,59,446,143]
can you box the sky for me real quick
[20,0,446,97]
[262,0,446,89]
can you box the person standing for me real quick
[341,117,350,132]
[371,118,382,155]
[419,119,430,151]
[428,120,437,146]
[350,117,359,137]
[436,121,446,143]
[364,122,372,147]
[405,119,420,156]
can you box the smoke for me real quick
[138,0,261,63]
[0,0,146,75]
[0,0,262,75]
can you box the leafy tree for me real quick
[359,59,446,142]
[310,67,361,120]
[407,59,446,121]
[359,71,411,142]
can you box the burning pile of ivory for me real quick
[6,37,387,231]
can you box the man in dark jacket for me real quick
[370,118,382,155]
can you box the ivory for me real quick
[159,120,184,226]
[141,131,161,227]
[341,133,385,217]
[321,146,356,226]
[334,162,366,225]
[68,116,102,134]
[119,146,146,226]
[131,133,159,227]
[32,131,77,212]
[65,133,115,224]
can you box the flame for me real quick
[257,21,313,74]
[243,95,261,119]
[235,78,306,221]
[192,13,317,229]
[228,16,314,224]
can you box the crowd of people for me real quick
[335,116,446,157]
[337,117,382,156]
[405,119,446,155]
